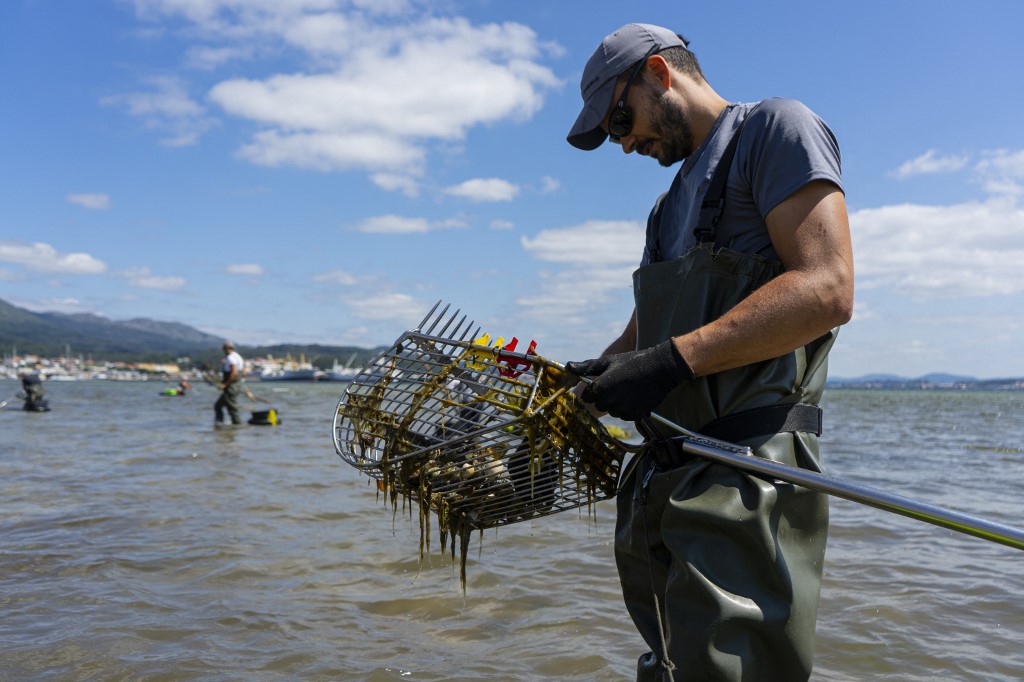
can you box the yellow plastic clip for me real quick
[466,333,504,369]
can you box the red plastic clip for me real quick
[497,338,537,378]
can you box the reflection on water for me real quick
[1,382,1021,680]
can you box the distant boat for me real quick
[320,353,364,382]
[259,354,319,382]
[259,368,318,381]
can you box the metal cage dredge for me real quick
[332,302,635,549]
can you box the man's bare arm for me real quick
[675,180,854,376]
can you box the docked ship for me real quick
[258,354,318,381]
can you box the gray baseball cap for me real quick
[567,23,685,151]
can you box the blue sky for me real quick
[2,1,1023,379]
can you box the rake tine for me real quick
[437,311,466,342]
[434,308,459,337]
[415,299,444,329]
[439,306,461,336]
[443,313,469,348]
[419,300,448,334]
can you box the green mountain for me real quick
[0,298,225,360]
[0,298,383,367]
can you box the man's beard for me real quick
[645,92,695,167]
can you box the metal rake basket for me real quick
[332,302,634,544]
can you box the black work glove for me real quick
[566,340,695,421]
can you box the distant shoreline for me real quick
[827,379,1024,391]
[3,376,1023,391]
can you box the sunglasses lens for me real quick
[608,109,630,142]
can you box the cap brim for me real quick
[566,77,617,150]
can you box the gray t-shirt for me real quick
[641,98,843,265]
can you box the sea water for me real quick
[1,381,1021,680]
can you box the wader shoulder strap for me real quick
[694,114,750,245]
[645,180,676,264]
[646,107,756,260]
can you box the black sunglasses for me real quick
[608,46,658,143]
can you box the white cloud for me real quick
[539,176,561,194]
[975,148,1024,199]
[350,0,412,15]
[346,292,427,322]
[516,220,643,355]
[353,214,467,234]
[106,75,203,117]
[184,45,253,70]
[434,216,469,230]
[444,178,520,202]
[890,149,969,179]
[66,193,112,210]
[234,129,424,172]
[101,75,217,147]
[0,241,107,274]
[521,220,645,266]
[314,269,358,285]
[509,265,636,361]
[121,266,186,290]
[519,265,636,313]
[490,219,515,231]
[226,263,264,275]
[850,198,1024,299]
[370,173,420,197]
[976,148,1024,177]
[354,215,429,234]
[131,3,561,173]
[119,4,562,181]
[850,300,873,322]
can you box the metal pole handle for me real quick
[647,411,1024,552]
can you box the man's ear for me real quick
[646,55,672,90]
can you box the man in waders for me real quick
[565,24,854,682]
[20,370,49,412]
[214,340,245,425]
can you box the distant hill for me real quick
[0,298,383,367]
[0,297,224,359]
